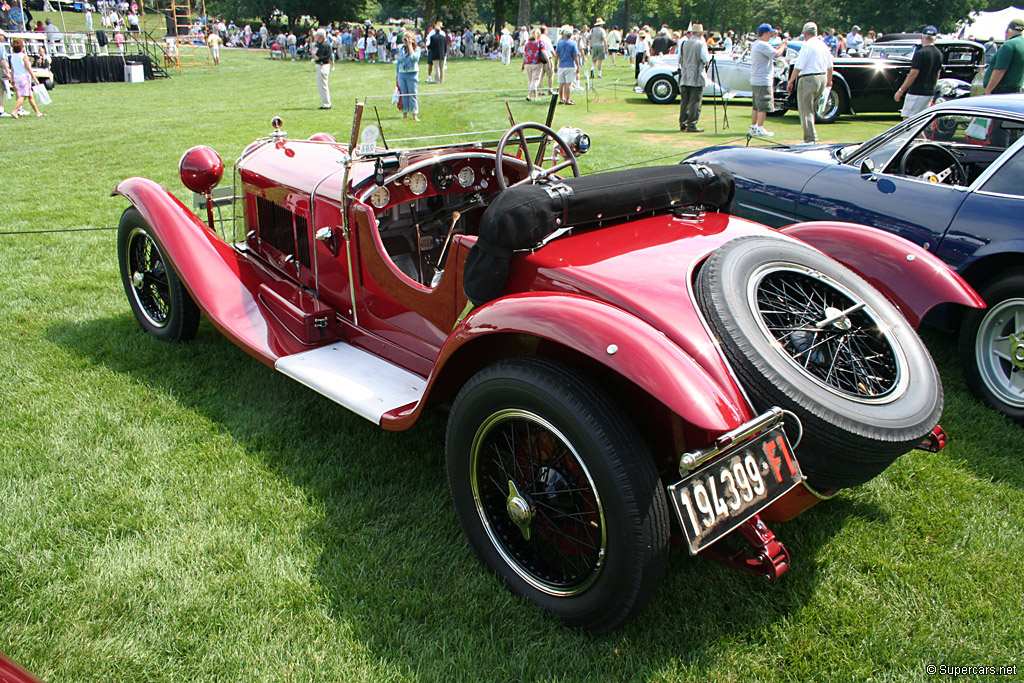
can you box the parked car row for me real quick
[636,39,986,125]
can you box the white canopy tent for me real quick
[961,6,1024,41]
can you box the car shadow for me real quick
[50,315,892,677]
[920,328,1024,489]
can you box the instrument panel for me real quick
[358,154,525,213]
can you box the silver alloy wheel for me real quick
[469,409,606,596]
[125,227,171,328]
[974,297,1024,409]
[747,262,909,403]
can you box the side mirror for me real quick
[860,158,875,176]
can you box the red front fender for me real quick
[780,221,984,328]
[382,292,753,433]
[114,177,293,365]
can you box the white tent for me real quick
[961,6,1024,41]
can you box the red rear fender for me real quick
[383,292,753,433]
[114,177,292,365]
[780,222,985,328]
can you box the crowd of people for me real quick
[6,3,1024,132]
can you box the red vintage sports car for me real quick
[114,100,983,633]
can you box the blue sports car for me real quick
[688,95,1024,422]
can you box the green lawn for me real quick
[1,49,1022,683]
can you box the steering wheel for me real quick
[495,122,580,190]
[899,143,967,186]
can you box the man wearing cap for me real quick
[749,23,787,137]
[787,22,833,143]
[590,19,607,76]
[678,23,710,132]
[846,25,863,55]
[894,26,942,118]
[556,25,581,104]
[984,18,1024,94]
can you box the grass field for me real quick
[1,48,1023,683]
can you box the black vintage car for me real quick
[785,39,985,123]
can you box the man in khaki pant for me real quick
[786,22,832,143]
[312,29,333,109]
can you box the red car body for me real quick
[114,108,982,632]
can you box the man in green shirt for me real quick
[984,17,1024,94]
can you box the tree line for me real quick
[206,0,1012,37]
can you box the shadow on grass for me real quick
[51,314,898,678]
[919,328,1024,489]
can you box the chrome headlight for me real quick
[556,126,591,155]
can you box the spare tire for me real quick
[696,235,942,481]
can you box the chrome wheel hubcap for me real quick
[506,480,535,540]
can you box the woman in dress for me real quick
[395,31,421,121]
[521,28,544,100]
[9,38,43,118]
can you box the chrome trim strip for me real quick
[679,407,788,474]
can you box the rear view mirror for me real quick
[860,158,875,175]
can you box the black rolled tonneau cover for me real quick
[463,162,736,306]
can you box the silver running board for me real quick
[275,342,427,424]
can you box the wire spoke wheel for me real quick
[471,409,605,596]
[750,264,904,402]
[696,236,942,485]
[117,207,200,342]
[446,358,669,633]
[126,227,172,328]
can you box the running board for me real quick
[275,342,427,424]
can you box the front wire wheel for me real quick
[446,358,669,634]
[118,207,200,341]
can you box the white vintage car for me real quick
[636,47,791,109]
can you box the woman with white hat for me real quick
[590,18,606,77]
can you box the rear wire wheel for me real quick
[446,357,669,634]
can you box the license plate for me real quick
[668,426,802,554]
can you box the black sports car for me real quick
[786,39,985,123]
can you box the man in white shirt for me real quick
[786,22,833,143]
[749,23,787,137]
[846,25,864,55]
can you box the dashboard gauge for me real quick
[457,166,475,187]
[433,163,455,191]
[408,171,428,195]
[369,185,390,209]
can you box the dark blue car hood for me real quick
[687,144,849,225]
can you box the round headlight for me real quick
[178,145,224,194]
[556,126,591,156]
